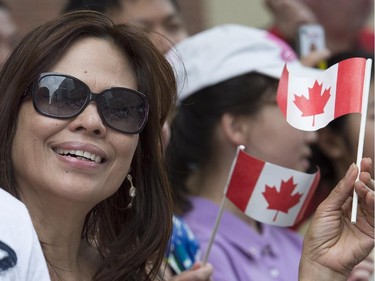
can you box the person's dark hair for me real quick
[63,0,180,14]
[166,72,278,214]
[0,10,176,281]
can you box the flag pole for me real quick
[202,145,245,264]
[351,58,372,223]
[202,194,227,264]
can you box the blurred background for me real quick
[8,0,373,37]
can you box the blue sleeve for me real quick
[166,216,201,274]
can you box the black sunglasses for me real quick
[28,73,149,134]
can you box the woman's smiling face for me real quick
[12,37,140,208]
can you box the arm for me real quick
[264,0,317,41]
[264,0,331,68]
[299,49,330,68]
[299,158,374,281]
[169,262,213,281]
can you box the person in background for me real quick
[0,10,176,280]
[264,0,374,56]
[0,188,50,280]
[166,24,317,281]
[166,24,374,281]
[63,0,188,54]
[0,0,18,70]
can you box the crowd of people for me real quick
[0,1,373,281]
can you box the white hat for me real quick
[166,24,318,103]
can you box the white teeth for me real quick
[94,156,101,163]
[56,148,102,163]
[83,151,91,158]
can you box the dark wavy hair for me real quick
[0,11,176,281]
[166,72,278,214]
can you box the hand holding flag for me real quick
[276,57,373,223]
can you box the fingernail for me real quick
[366,157,372,165]
[346,163,356,177]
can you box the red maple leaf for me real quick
[262,177,303,222]
[293,80,331,126]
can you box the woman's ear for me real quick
[318,128,347,159]
[220,113,249,146]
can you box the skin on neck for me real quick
[19,190,99,280]
[47,241,98,281]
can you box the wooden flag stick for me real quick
[351,58,372,223]
[202,145,244,264]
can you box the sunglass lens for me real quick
[99,89,148,133]
[35,76,87,118]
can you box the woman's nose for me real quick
[68,102,107,136]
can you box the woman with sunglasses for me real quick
[0,10,177,281]
[0,11,372,281]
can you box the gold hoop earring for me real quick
[126,174,136,209]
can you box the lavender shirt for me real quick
[184,197,303,281]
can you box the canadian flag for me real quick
[277,58,367,131]
[225,149,320,227]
